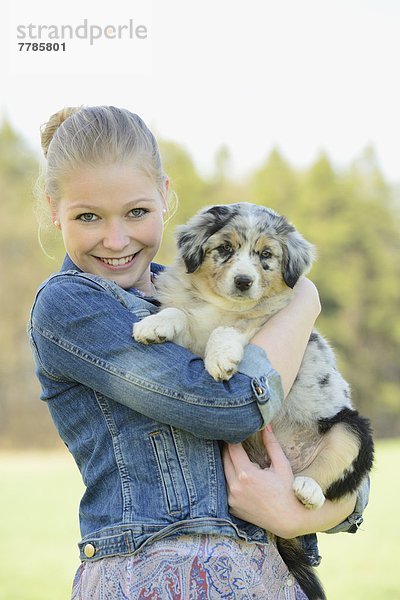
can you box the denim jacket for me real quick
[28,255,368,564]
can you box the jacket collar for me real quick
[61,254,81,273]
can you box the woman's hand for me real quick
[223,426,357,539]
[223,425,300,538]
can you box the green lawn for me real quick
[318,438,400,599]
[0,440,398,600]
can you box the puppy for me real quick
[133,203,374,600]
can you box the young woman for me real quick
[29,106,368,599]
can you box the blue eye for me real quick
[78,213,98,222]
[129,208,148,218]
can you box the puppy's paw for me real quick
[293,476,325,509]
[204,350,244,381]
[204,327,245,381]
[133,308,186,345]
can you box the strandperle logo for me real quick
[16,19,148,46]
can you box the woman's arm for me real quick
[29,273,268,442]
[250,277,321,397]
[29,273,319,442]
[223,427,364,539]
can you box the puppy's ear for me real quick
[176,205,237,273]
[281,229,315,288]
[176,228,204,273]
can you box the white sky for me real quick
[2,0,399,182]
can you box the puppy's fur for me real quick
[133,203,374,600]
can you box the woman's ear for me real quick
[162,178,169,214]
[47,195,61,228]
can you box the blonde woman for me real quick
[29,106,368,599]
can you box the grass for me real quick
[318,438,400,599]
[0,453,83,600]
[0,440,398,600]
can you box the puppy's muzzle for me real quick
[234,275,253,291]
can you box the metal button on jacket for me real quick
[83,543,96,558]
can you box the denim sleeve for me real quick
[324,476,370,534]
[29,274,284,443]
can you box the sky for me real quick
[2,0,399,183]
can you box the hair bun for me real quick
[40,107,81,158]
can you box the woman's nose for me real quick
[103,221,130,251]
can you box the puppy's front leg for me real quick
[204,326,248,381]
[133,307,188,344]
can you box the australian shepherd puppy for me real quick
[133,203,374,600]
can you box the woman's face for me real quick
[52,162,167,292]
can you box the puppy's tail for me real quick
[276,537,326,600]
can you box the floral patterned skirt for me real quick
[71,533,309,599]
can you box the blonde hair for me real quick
[35,105,177,246]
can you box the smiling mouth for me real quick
[95,251,141,267]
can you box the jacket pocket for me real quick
[149,428,188,516]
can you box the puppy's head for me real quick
[176,203,315,307]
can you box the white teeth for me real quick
[99,254,134,266]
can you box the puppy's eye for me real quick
[260,249,272,259]
[218,243,233,254]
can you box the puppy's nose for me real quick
[234,275,253,291]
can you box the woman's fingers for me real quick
[224,429,290,478]
[225,442,253,476]
[222,444,236,481]
[261,426,291,471]
[223,427,292,506]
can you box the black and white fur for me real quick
[133,203,374,600]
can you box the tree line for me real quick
[0,120,399,448]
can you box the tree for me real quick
[1,118,399,447]
[0,118,62,448]
[248,148,298,213]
